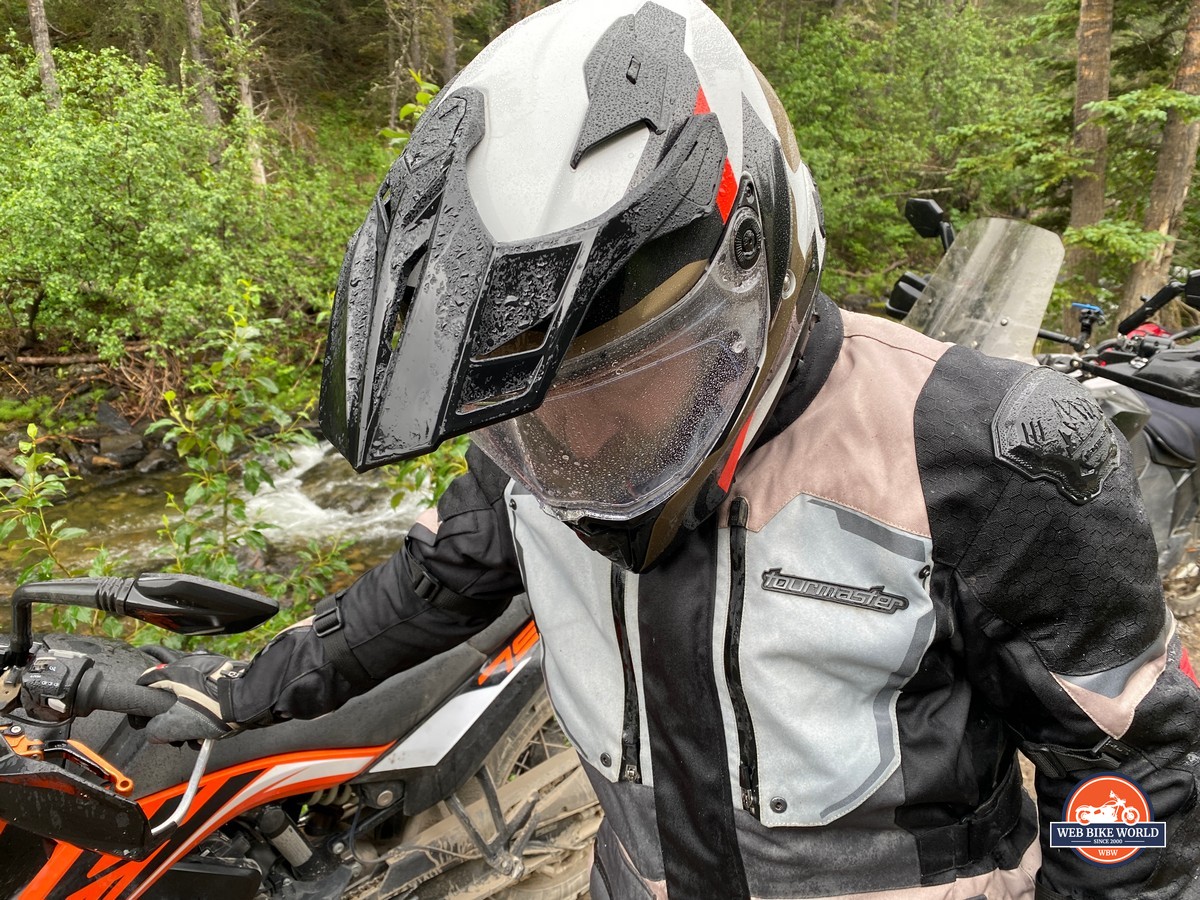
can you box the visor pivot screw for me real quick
[782,270,797,300]
[770,797,787,814]
[734,220,761,269]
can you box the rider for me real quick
[138,1,1200,897]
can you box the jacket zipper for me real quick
[724,497,761,817]
[610,564,642,783]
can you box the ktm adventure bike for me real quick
[886,199,1200,617]
[0,574,600,899]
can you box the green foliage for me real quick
[0,424,86,584]
[1089,86,1200,127]
[140,279,351,653]
[385,435,470,509]
[379,70,440,152]
[0,395,51,424]
[769,6,1040,298]
[149,280,313,583]
[0,42,376,359]
[1064,220,1168,264]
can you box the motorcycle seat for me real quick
[124,594,534,797]
[1138,391,1200,468]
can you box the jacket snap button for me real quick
[600,753,612,767]
[770,797,787,813]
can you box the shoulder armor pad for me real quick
[992,367,1119,504]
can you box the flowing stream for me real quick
[0,442,424,610]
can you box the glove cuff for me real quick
[217,669,271,729]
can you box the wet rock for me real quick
[97,434,146,468]
[136,449,174,475]
[299,448,393,513]
[96,401,133,434]
[56,437,92,473]
[0,449,24,479]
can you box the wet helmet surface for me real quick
[320,0,825,570]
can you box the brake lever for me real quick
[150,738,214,840]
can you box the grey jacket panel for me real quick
[736,496,936,826]
[506,485,629,784]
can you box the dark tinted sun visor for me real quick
[473,205,771,521]
[319,85,729,471]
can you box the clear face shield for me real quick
[473,205,771,522]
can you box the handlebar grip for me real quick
[75,669,175,718]
[1117,283,1184,335]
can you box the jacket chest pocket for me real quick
[721,494,936,827]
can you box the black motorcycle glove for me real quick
[136,652,248,745]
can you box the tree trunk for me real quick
[387,19,399,131]
[1061,0,1112,328]
[1119,0,1200,319]
[227,0,267,185]
[439,4,457,83]
[26,0,60,110]
[183,0,223,129]
[408,7,425,77]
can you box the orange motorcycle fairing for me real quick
[18,744,391,900]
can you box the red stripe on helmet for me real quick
[717,159,737,222]
[1182,647,1200,687]
[693,88,737,221]
[718,417,753,492]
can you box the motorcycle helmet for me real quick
[320,0,826,571]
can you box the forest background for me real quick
[1,0,1199,648]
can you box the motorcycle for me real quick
[886,199,1200,617]
[0,573,600,899]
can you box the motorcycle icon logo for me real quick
[1050,774,1166,865]
[1074,790,1141,826]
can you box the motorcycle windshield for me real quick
[905,218,1064,360]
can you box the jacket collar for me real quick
[753,292,843,450]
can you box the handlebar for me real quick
[73,669,174,718]
[1117,282,1184,335]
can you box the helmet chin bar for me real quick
[568,506,666,573]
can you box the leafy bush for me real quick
[0,42,377,362]
[0,424,86,585]
[385,435,469,509]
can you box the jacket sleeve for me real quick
[921,351,1200,899]
[227,445,523,725]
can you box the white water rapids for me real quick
[0,442,426,599]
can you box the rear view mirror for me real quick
[4,574,278,667]
[886,272,926,320]
[904,198,956,251]
[1185,269,1200,311]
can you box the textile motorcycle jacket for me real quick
[230,295,1200,899]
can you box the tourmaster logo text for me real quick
[760,570,909,614]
